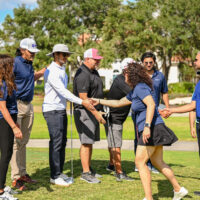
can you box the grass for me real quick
[31,95,194,141]
[5,148,200,200]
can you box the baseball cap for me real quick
[20,38,40,53]
[47,44,73,57]
[121,58,135,70]
[84,48,103,60]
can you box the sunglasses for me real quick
[144,61,153,65]
[61,53,70,57]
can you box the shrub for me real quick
[168,82,195,94]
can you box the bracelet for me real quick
[12,125,17,129]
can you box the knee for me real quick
[135,157,146,169]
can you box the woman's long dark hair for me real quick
[0,54,16,97]
[125,62,153,90]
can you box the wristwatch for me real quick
[144,123,151,128]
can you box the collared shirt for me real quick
[14,56,35,102]
[192,80,200,119]
[126,83,163,132]
[152,70,168,106]
[107,74,132,124]
[42,61,82,112]
[73,63,104,110]
[0,81,17,119]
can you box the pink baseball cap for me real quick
[84,48,103,60]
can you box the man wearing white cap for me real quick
[105,58,134,181]
[43,44,94,187]
[11,38,46,190]
[73,48,106,184]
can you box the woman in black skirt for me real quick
[0,54,22,200]
[91,62,188,200]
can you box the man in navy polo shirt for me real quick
[134,52,169,173]
[11,38,46,190]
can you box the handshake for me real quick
[159,108,172,119]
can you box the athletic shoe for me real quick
[194,191,200,196]
[80,172,101,184]
[89,167,102,178]
[151,166,159,174]
[143,198,147,200]
[115,172,134,182]
[173,187,188,200]
[20,174,37,184]
[50,177,70,187]
[4,186,18,195]
[12,179,26,191]
[106,164,115,172]
[59,174,73,184]
[0,192,18,200]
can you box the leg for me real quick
[111,147,122,173]
[108,147,114,165]
[80,144,92,173]
[196,123,200,157]
[11,102,34,180]
[0,117,15,190]
[150,146,181,192]
[135,145,155,200]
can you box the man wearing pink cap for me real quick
[73,48,106,184]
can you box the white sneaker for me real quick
[143,198,147,200]
[59,173,68,181]
[135,167,139,172]
[151,166,159,174]
[0,192,18,200]
[59,174,73,184]
[4,186,18,195]
[173,187,188,200]
[50,177,70,187]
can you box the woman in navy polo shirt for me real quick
[92,62,188,200]
[0,54,22,200]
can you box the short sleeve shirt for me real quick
[126,83,163,132]
[152,70,168,106]
[192,81,200,118]
[0,81,17,119]
[14,56,35,102]
[73,63,104,110]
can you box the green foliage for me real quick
[168,82,195,94]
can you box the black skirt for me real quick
[138,123,178,146]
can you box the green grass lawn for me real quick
[6,148,200,200]
[31,95,195,141]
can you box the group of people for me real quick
[0,37,200,200]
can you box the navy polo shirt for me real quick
[126,83,163,132]
[152,70,168,106]
[192,81,200,119]
[0,81,18,119]
[14,56,34,102]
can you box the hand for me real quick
[95,111,106,124]
[13,126,23,139]
[159,108,172,118]
[89,98,99,106]
[82,99,95,111]
[190,127,196,138]
[142,127,151,144]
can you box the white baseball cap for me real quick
[47,44,73,57]
[121,58,135,70]
[84,48,103,60]
[20,38,40,53]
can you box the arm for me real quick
[0,101,22,139]
[162,92,169,108]
[170,101,196,113]
[34,67,46,81]
[92,97,132,108]
[142,95,156,144]
[79,93,106,124]
[189,110,196,138]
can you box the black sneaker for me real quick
[106,164,115,172]
[80,172,101,184]
[89,167,102,178]
[194,191,200,196]
[115,172,134,182]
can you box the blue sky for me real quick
[0,0,135,24]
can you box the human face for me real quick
[143,57,155,71]
[21,49,36,61]
[88,58,101,70]
[55,52,70,66]
[194,53,200,69]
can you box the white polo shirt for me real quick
[42,61,82,112]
